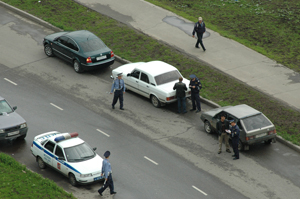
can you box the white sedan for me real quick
[31,131,103,186]
[111,61,191,107]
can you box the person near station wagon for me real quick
[229,120,240,160]
[173,77,188,114]
[192,17,206,51]
[110,73,126,110]
[189,74,202,113]
[217,114,231,154]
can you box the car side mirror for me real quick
[127,73,131,77]
[93,147,97,151]
[13,106,17,110]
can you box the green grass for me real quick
[1,0,300,145]
[0,153,75,199]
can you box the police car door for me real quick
[52,145,68,175]
[43,140,56,167]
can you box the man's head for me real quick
[189,74,197,81]
[220,114,226,122]
[117,73,123,79]
[230,120,236,126]
[198,17,202,23]
[104,151,110,159]
[179,77,183,82]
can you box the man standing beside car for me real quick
[173,77,188,114]
[229,120,240,160]
[110,73,126,110]
[189,74,202,113]
[217,114,231,154]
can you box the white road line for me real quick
[144,156,158,165]
[96,129,110,137]
[50,103,63,110]
[192,185,208,196]
[4,78,17,85]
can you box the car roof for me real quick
[48,134,85,148]
[135,61,178,76]
[223,104,261,119]
[65,30,98,42]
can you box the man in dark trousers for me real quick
[98,151,116,196]
[229,120,240,160]
[110,73,126,110]
[217,114,231,154]
[192,17,206,51]
[173,77,188,114]
[189,74,202,113]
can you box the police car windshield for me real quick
[0,100,13,114]
[64,142,96,162]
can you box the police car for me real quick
[31,131,103,186]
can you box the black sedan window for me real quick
[155,70,181,86]
[64,142,96,162]
[66,38,79,51]
[78,38,106,52]
[242,114,272,131]
[0,100,13,114]
[57,36,69,46]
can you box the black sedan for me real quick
[43,30,114,73]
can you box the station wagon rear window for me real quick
[155,70,181,85]
[242,114,272,131]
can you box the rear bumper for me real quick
[245,134,276,145]
[81,58,114,71]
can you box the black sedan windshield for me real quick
[64,142,95,162]
[0,100,13,114]
[155,70,181,86]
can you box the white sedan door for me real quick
[138,72,151,97]
[126,70,141,94]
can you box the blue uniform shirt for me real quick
[101,159,112,179]
[230,124,240,139]
[110,78,126,93]
[189,78,202,93]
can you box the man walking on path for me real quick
[173,77,188,114]
[192,17,206,51]
[217,114,231,154]
[110,73,126,110]
[189,74,202,113]
[98,151,117,196]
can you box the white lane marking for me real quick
[192,185,208,196]
[50,103,63,110]
[144,156,158,165]
[97,129,110,137]
[4,78,17,85]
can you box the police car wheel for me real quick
[37,157,46,169]
[69,173,78,186]
[204,121,212,134]
[151,95,161,108]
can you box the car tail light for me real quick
[166,96,175,101]
[86,57,92,63]
[268,129,276,135]
[110,51,114,57]
[246,136,255,141]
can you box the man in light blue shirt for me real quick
[110,73,126,110]
[98,151,116,196]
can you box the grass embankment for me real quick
[0,153,75,199]
[146,0,300,73]
[1,0,299,145]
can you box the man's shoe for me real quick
[195,46,200,48]
[112,105,115,109]
[111,192,117,195]
[233,157,239,160]
[226,149,231,153]
[120,108,124,110]
[218,151,221,154]
[195,110,200,113]
[190,108,196,111]
[98,191,103,196]
[183,111,187,114]
[203,49,206,51]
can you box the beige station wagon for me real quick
[200,104,276,150]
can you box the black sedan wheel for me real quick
[73,60,83,73]
[69,173,78,186]
[37,157,46,169]
[204,121,212,134]
[44,44,54,57]
[151,95,161,108]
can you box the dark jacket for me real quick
[192,21,206,35]
[173,82,187,98]
[189,78,202,93]
[216,120,230,136]
[230,125,240,139]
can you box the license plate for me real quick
[94,176,102,181]
[96,55,106,61]
[7,131,19,136]
[256,133,267,138]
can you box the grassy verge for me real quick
[146,0,300,73]
[1,0,299,146]
[0,153,75,199]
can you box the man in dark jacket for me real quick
[230,120,240,160]
[189,74,202,113]
[216,114,231,154]
[192,17,206,51]
[173,77,188,113]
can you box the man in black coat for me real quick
[173,77,188,113]
[192,17,206,51]
[216,114,231,154]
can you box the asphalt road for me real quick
[1,4,300,199]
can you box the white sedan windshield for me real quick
[155,70,181,85]
[64,143,95,162]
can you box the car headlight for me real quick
[20,123,27,129]
[0,129,4,134]
[80,173,92,178]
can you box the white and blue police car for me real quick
[31,131,103,186]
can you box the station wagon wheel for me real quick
[238,139,244,151]
[264,139,272,144]
[37,157,46,169]
[73,60,83,73]
[204,121,212,134]
[151,95,161,108]
[69,173,78,186]
[44,44,54,57]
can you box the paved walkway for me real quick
[75,0,300,111]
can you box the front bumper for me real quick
[0,127,28,140]
[76,174,104,184]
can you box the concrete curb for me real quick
[1,0,299,153]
